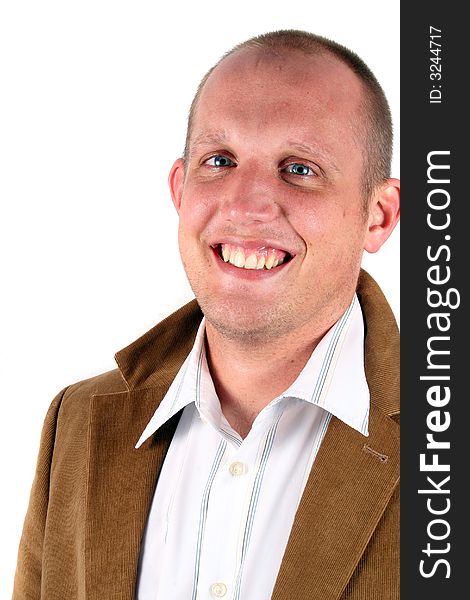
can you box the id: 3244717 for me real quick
[429,26,443,104]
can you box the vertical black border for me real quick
[401,4,466,597]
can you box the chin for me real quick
[200,297,298,344]
[207,318,281,343]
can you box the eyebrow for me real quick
[287,141,340,173]
[190,130,229,150]
[189,131,340,173]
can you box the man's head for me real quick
[169,30,400,344]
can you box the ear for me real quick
[364,178,400,253]
[168,158,185,213]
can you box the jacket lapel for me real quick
[84,386,180,599]
[272,406,399,600]
[83,301,202,598]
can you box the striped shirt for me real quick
[135,294,369,600]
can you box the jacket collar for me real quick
[115,298,203,392]
[356,270,400,417]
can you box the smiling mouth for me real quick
[213,243,293,270]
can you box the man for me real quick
[13,30,400,599]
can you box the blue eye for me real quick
[206,155,235,167]
[286,163,314,176]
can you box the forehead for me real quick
[190,47,366,157]
[207,47,362,98]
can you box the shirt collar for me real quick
[277,295,370,435]
[136,294,369,448]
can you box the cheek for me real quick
[298,208,366,264]
[179,185,216,230]
[290,203,335,247]
[177,199,214,267]
[178,204,207,242]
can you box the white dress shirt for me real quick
[135,295,369,600]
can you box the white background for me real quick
[0,0,399,595]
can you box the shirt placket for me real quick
[195,405,283,600]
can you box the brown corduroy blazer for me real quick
[13,270,399,600]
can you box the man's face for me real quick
[170,49,379,342]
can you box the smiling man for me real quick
[14,31,400,600]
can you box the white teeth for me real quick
[256,256,266,270]
[219,244,288,270]
[222,245,230,262]
[244,253,258,269]
[265,254,276,270]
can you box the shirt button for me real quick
[229,461,247,476]
[210,582,227,597]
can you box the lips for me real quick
[213,242,292,270]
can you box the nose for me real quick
[219,164,282,225]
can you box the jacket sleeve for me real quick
[12,387,69,600]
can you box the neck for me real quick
[204,320,329,438]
